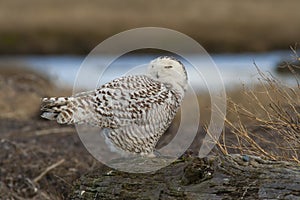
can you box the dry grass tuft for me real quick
[216,50,300,163]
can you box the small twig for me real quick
[54,174,72,187]
[240,180,257,200]
[34,159,65,183]
[10,192,27,200]
[34,127,74,136]
[40,191,52,200]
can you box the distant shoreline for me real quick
[1,0,300,54]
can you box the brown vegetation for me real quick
[0,0,300,54]
[215,53,300,163]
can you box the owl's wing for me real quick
[91,75,180,129]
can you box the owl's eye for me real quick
[164,66,173,69]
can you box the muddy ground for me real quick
[0,67,100,199]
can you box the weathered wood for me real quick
[70,154,300,200]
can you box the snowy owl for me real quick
[41,56,188,155]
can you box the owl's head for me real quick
[147,56,188,93]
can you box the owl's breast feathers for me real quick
[90,75,183,128]
[91,75,184,154]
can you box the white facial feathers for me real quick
[147,56,188,93]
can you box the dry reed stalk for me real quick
[215,49,300,163]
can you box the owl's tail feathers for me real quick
[41,97,75,124]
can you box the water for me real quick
[0,51,296,93]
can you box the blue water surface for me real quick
[0,51,296,93]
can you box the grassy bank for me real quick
[0,0,300,54]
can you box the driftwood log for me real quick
[70,154,300,200]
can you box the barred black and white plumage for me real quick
[41,56,188,155]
